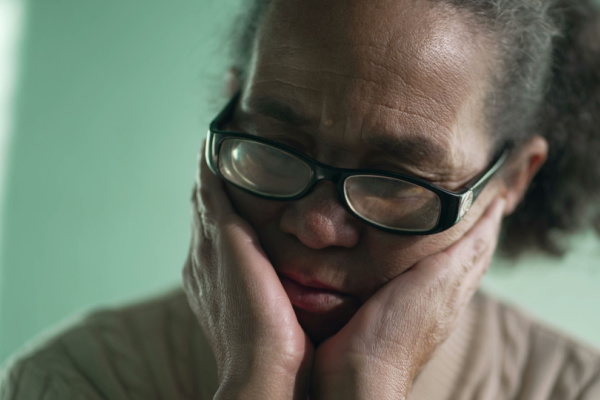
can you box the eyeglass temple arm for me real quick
[466,145,512,201]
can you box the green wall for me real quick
[1,0,599,366]
[0,0,242,363]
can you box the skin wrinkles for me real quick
[224,0,501,340]
[244,4,493,174]
[345,0,477,96]
[256,56,458,132]
[366,58,453,115]
[237,104,463,182]
[249,78,321,98]
[264,44,436,102]
[237,81,462,178]
[361,31,461,116]
[248,26,468,130]
[238,89,458,177]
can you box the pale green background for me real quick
[1,1,599,366]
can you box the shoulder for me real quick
[471,291,600,400]
[0,287,217,400]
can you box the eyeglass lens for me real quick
[219,138,313,197]
[344,176,440,230]
[217,138,442,231]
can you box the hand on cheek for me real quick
[311,197,506,400]
[182,146,313,400]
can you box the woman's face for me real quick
[226,0,500,341]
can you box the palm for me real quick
[310,199,505,398]
[313,273,419,379]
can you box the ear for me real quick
[499,135,548,216]
[224,67,241,98]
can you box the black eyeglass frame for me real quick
[206,94,511,235]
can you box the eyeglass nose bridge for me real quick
[301,163,352,205]
[269,158,340,202]
[313,164,344,183]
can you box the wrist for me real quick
[215,360,310,400]
[312,355,412,400]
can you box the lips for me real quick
[279,272,358,313]
[279,272,361,343]
[279,276,345,313]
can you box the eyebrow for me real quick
[245,96,314,127]
[370,135,448,165]
[245,96,449,165]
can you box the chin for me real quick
[294,306,356,345]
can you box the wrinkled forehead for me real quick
[243,0,496,169]
[251,0,493,98]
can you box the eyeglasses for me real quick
[206,94,510,235]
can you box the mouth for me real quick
[279,272,361,343]
[280,275,351,314]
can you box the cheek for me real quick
[225,184,285,227]
[365,194,491,280]
[364,233,450,280]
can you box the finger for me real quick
[193,141,268,263]
[391,198,506,333]
[195,139,236,218]
[436,197,506,305]
[442,197,506,265]
[182,253,201,308]
[405,198,506,288]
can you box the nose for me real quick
[279,182,362,249]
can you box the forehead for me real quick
[243,0,495,171]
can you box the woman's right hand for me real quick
[182,148,313,400]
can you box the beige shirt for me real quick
[1,287,599,399]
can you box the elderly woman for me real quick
[2,0,600,399]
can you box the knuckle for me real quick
[182,269,198,297]
[472,237,488,260]
[190,183,205,213]
[200,213,219,240]
[198,185,215,212]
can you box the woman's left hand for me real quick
[310,198,506,400]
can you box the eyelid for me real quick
[369,151,462,181]
[246,131,311,155]
[364,159,433,181]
